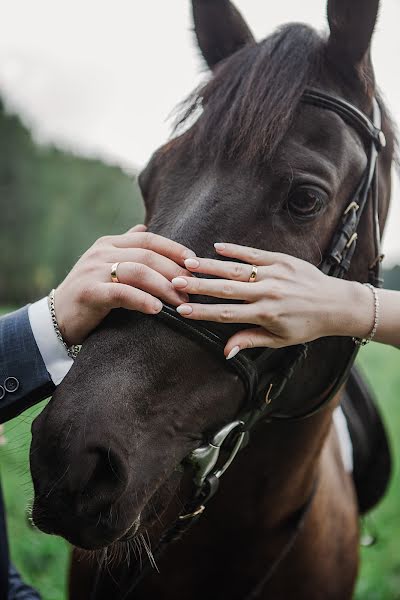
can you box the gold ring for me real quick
[249,265,258,283]
[111,262,120,283]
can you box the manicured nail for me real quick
[183,250,197,259]
[184,258,200,269]
[172,277,188,288]
[176,304,193,316]
[226,346,240,360]
[214,243,226,251]
[153,300,163,313]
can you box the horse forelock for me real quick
[174,23,324,165]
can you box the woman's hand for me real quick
[55,225,196,346]
[171,243,374,358]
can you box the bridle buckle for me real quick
[346,232,358,249]
[344,201,360,215]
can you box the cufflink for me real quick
[0,386,4,401]
[4,377,19,394]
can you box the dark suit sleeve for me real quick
[0,307,55,423]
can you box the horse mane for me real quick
[175,23,324,165]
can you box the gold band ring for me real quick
[249,265,258,283]
[111,262,121,284]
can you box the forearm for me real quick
[328,280,400,347]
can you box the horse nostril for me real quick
[79,446,129,513]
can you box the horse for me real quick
[29,1,395,598]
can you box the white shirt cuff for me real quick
[28,297,73,386]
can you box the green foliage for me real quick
[0,340,399,599]
[1,400,69,599]
[383,266,400,292]
[355,344,400,600]
[0,99,144,305]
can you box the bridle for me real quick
[92,88,386,599]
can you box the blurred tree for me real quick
[0,98,144,305]
[383,265,400,291]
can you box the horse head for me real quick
[30,0,394,556]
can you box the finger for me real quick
[176,303,260,324]
[184,257,268,282]
[214,243,285,266]
[110,232,196,265]
[128,224,147,233]
[106,249,193,281]
[224,327,281,358]
[171,276,261,301]
[113,262,189,306]
[101,283,163,315]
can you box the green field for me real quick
[1,341,399,599]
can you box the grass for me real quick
[0,319,399,598]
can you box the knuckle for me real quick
[136,249,152,265]
[257,302,272,322]
[131,262,148,280]
[267,284,283,301]
[220,308,234,322]
[249,249,261,263]
[110,286,125,306]
[131,249,147,264]
[246,337,256,349]
[138,295,153,313]
[85,246,104,262]
[189,278,200,292]
[222,283,234,297]
[232,263,244,280]
[141,232,155,247]
[96,235,112,246]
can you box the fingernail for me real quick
[172,277,188,288]
[226,346,240,360]
[185,258,200,269]
[184,250,197,259]
[214,243,226,251]
[176,304,193,316]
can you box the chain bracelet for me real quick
[353,283,380,347]
[48,289,81,360]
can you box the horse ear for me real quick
[192,0,255,70]
[327,0,380,72]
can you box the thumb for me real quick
[225,327,278,359]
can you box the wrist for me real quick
[49,289,81,358]
[326,279,374,339]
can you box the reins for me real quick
[90,88,386,599]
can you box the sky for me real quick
[0,0,399,264]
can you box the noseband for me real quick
[95,89,386,599]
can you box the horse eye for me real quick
[286,187,327,220]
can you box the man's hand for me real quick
[54,225,196,346]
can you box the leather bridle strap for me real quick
[304,92,386,284]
